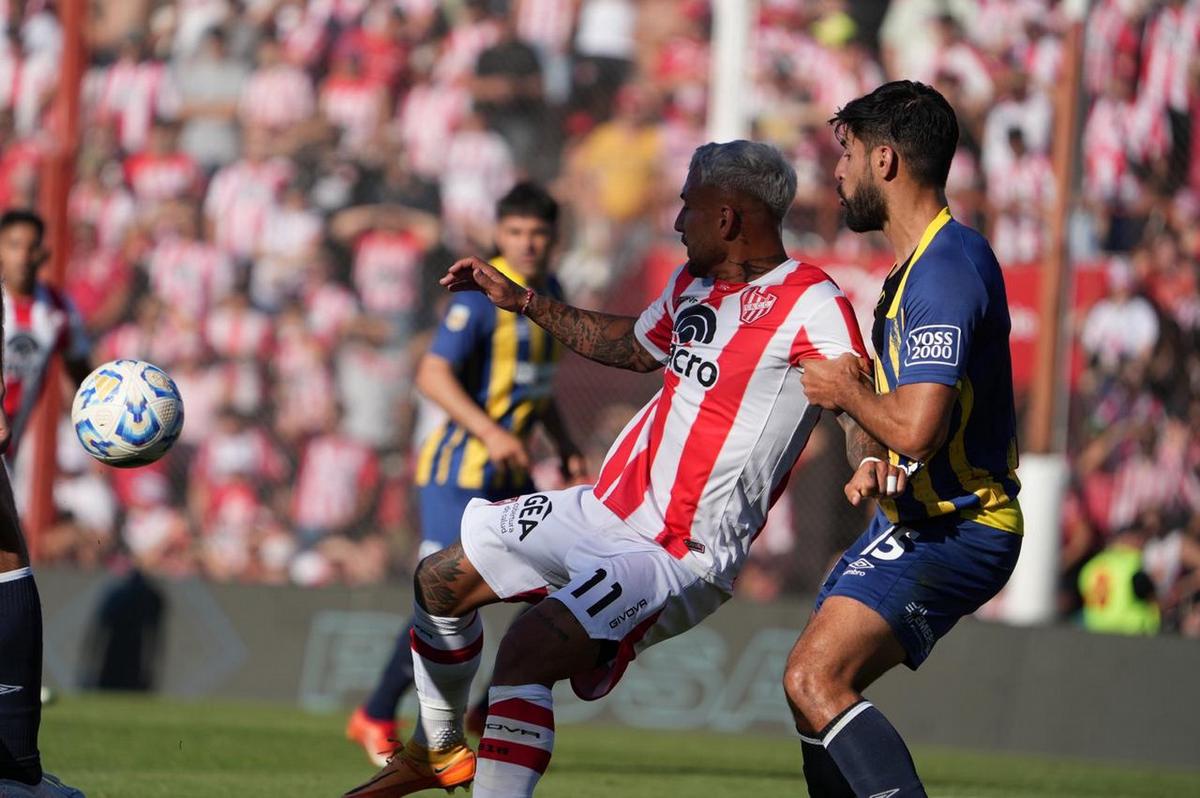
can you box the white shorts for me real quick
[460,484,729,700]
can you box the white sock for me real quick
[409,604,483,751]
[474,684,555,798]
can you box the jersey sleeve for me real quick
[789,289,868,365]
[895,258,987,388]
[428,293,493,368]
[633,264,687,364]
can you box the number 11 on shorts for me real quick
[571,568,624,617]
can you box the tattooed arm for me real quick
[838,414,888,469]
[440,256,662,372]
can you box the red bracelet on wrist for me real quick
[519,287,535,315]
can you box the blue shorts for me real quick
[419,482,531,549]
[814,510,1021,669]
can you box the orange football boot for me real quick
[342,740,476,797]
[346,707,400,768]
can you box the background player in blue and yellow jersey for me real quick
[785,82,1023,798]
[347,182,584,765]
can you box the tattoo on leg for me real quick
[415,545,468,615]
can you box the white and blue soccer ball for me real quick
[70,359,185,468]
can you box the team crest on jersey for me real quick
[739,286,777,324]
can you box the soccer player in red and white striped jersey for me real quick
[0,210,93,454]
[343,141,865,798]
[0,209,88,798]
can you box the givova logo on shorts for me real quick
[903,324,961,368]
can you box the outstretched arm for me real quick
[440,257,663,373]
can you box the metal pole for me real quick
[706,0,754,142]
[1002,3,1087,625]
[27,0,86,555]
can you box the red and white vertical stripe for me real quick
[433,20,501,85]
[69,184,136,251]
[124,151,202,206]
[319,75,386,153]
[439,129,516,250]
[352,229,424,316]
[395,83,470,178]
[204,158,292,258]
[147,237,237,321]
[238,65,316,130]
[90,59,181,152]
[593,261,865,591]
[290,433,379,531]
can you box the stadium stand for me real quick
[2,0,1197,636]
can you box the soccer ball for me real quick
[70,359,185,468]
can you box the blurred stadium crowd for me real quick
[1,0,1197,634]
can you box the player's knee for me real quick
[491,633,536,686]
[413,547,467,616]
[782,658,837,720]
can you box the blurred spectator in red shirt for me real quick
[89,35,181,153]
[238,36,315,134]
[125,119,203,210]
[204,125,292,260]
[290,418,380,545]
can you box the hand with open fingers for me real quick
[482,426,530,471]
[439,256,526,312]
[799,353,870,410]
[843,457,908,506]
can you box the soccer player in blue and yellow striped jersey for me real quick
[786,82,1023,798]
[347,183,583,764]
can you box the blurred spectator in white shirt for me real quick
[1082,258,1161,374]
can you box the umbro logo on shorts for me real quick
[845,558,875,577]
[0,684,23,696]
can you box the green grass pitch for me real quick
[37,694,1200,797]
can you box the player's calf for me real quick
[785,597,926,798]
[413,544,493,617]
[406,545,498,751]
[473,599,602,798]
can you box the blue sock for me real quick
[0,568,42,785]
[363,619,416,721]
[821,700,926,798]
[800,733,854,798]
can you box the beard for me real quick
[684,240,723,277]
[839,178,888,233]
